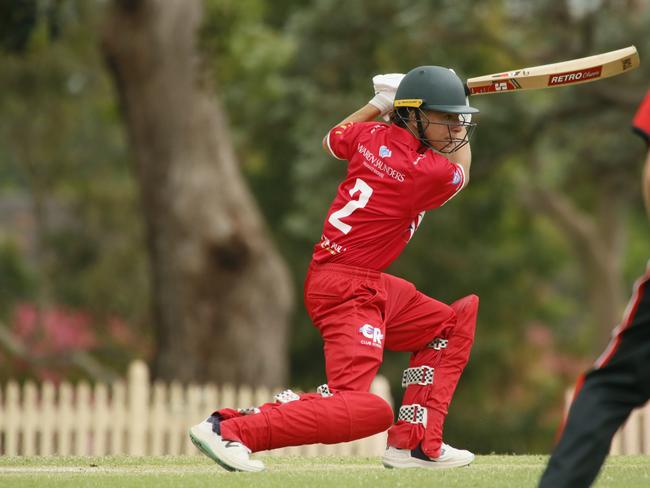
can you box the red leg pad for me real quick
[219,391,393,452]
[387,294,478,458]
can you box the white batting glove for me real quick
[369,73,405,119]
[368,92,395,116]
[373,73,404,94]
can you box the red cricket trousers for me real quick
[219,262,477,457]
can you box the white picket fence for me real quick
[0,360,392,457]
[564,389,650,455]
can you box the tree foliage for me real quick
[0,0,150,380]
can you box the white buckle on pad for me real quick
[274,389,300,404]
[317,384,333,397]
[428,338,448,350]
[237,407,261,415]
[398,404,428,426]
[401,366,435,387]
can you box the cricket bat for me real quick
[465,46,640,95]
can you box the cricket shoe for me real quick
[189,415,264,472]
[382,442,475,469]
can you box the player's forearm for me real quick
[632,89,650,216]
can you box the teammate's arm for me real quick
[321,104,381,153]
[632,89,650,218]
[643,150,650,217]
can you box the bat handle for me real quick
[463,82,470,97]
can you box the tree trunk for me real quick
[101,0,293,386]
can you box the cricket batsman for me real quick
[189,66,480,472]
[539,90,650,487]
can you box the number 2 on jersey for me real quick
[328,178,373,234]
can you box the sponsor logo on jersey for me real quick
[320,235,344,254]
[359,324,384,348]
[548,66,602,86]
[379,145,392,158]
[452,167,463,185]
[357,143,405,182]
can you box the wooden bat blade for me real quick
[466,46,640,96]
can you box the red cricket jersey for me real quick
[312,122,466,271]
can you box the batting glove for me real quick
[632,89,650,145]
[369,73,405,119]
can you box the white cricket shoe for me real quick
[189,416,265,472]
[382,442,475,469]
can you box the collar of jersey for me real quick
[387,123,423,152]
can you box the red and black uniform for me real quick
[217,121,478,458]
[539,264,650,488]
[540,89,650,488]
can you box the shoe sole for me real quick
[188,427,264,472]
[189,428,237,472]
[382,455,474,469]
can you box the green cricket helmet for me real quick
[393,66,478,153]
[394,66,479,114]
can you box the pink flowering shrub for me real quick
[13,303,97,354]
[2,302,147,382]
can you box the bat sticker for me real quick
[469,79,521,94]
[491,69,530,79]
[547,66,602,86]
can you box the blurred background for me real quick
[0,0,649,455]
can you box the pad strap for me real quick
[398,404,428,426]
[237,407,261,415]
[427,337,448,350]
[317,384,334,397]
[274,389,300,404]
[401,366,435,387]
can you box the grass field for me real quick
[0,454,648,488]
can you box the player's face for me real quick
[421,110,467,152]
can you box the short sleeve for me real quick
[413,154,465,210]
[325,122,362,160]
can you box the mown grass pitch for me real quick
[0,455,648,488]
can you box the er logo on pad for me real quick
[359,324,384,348]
